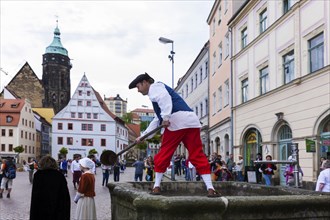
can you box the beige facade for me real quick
[229,0,330,185]
[207,0,245,158]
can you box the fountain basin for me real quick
[108,181,330,220]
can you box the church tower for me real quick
[42,21,72,113]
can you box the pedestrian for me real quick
[30,155,71,220]
[315,159,330,192]
[27,158,36,184]
[255,153,263,184]
[132,158,145,181]
[59,158,68,177]
[144,156,154,181]
[129,73,220,197]
[261,155,277,186]
[113,159,121,182]
[0,157,16,199]
[71,155,82,190]
[101,163,111,186]
[235,155,244,182]
[74,157,97,220]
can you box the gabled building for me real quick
[207,0,246,159]
[228,0,329,186]
[0,98,36,162]
[51,74,128,160]
[33,109,53,158]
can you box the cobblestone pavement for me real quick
[0,167,144,220]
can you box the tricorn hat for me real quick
[129,73,154,89]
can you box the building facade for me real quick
[0,99,36,162]
[229,0,330,185]
[175,41,210,156]
[104,94,127,118]
[207,0,245,159]
[51,74,128,160]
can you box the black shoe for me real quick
[6,193,10,198]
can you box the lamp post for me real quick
[158,37,175,88]
[159,36,176,181]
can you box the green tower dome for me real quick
[45,24,68,56]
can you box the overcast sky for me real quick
[0,0,213,111]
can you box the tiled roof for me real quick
[32,108,55,124]
[0,99,25,126]
[126,123,140,137]
[131,108,155,113]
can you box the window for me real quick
[71,112,76,118]
[218,86,222,111]
[205,99,208,115]
[78,100,82,106]
[9,129,13,137]
[205,61,208,78]
[242,78,249,103]
[260,67,269,95]
[212,18,216,35]
[1,129,5,136]
[195,73,198,88]
[241,27,248,49]
[213,52,216,74]
[259,9,267,33]
[185,85,188,98]
[101,139,106,146]
[219,44,223,66]
[1,144,5,151]
[78,90,82,96]
[58,123,63,130]
[309,33,324,73]
[93,113,98,119]
[191,78,194,93]
[225,33,229,58]
[88,124,93,131]
[21,130,23,138]
[78,113,83,118]
[218,6,222,25]
[68,123,73,130]
[86,113,91,119]
[200,103,203,117]
[67,137,73,145]
[224,80,229,106]
[87,91,91,96]
[82,138,93,146]
[195,106,198,117]
[199,67,203,84]
[283,50,294,84]
[9,144,13,152]
[25,131,27,139]
[101,124,106,131]
[283,0,293,14]
[6,116,13,123]
[82,124,93,131]
[57,137,63,145]
[86,101,91,106]
[213,92,217,115]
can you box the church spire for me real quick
[45,19,68,56]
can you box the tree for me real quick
[13,145,24,163]
[59,147,68,159]
[121,112,133,123]
[89,149,98,155]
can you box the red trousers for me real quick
[154,128,210,175]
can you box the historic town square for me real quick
[1,0,330,219]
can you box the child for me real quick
[74,157,97,220]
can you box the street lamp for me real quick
[159,36,176,181]
[159,37,175,88]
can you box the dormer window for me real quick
[6,116,13,123]
[11,103,19,108]
[0,102,5,108]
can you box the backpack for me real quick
[5,162,16,179]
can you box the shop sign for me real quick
[306,139,316,152]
